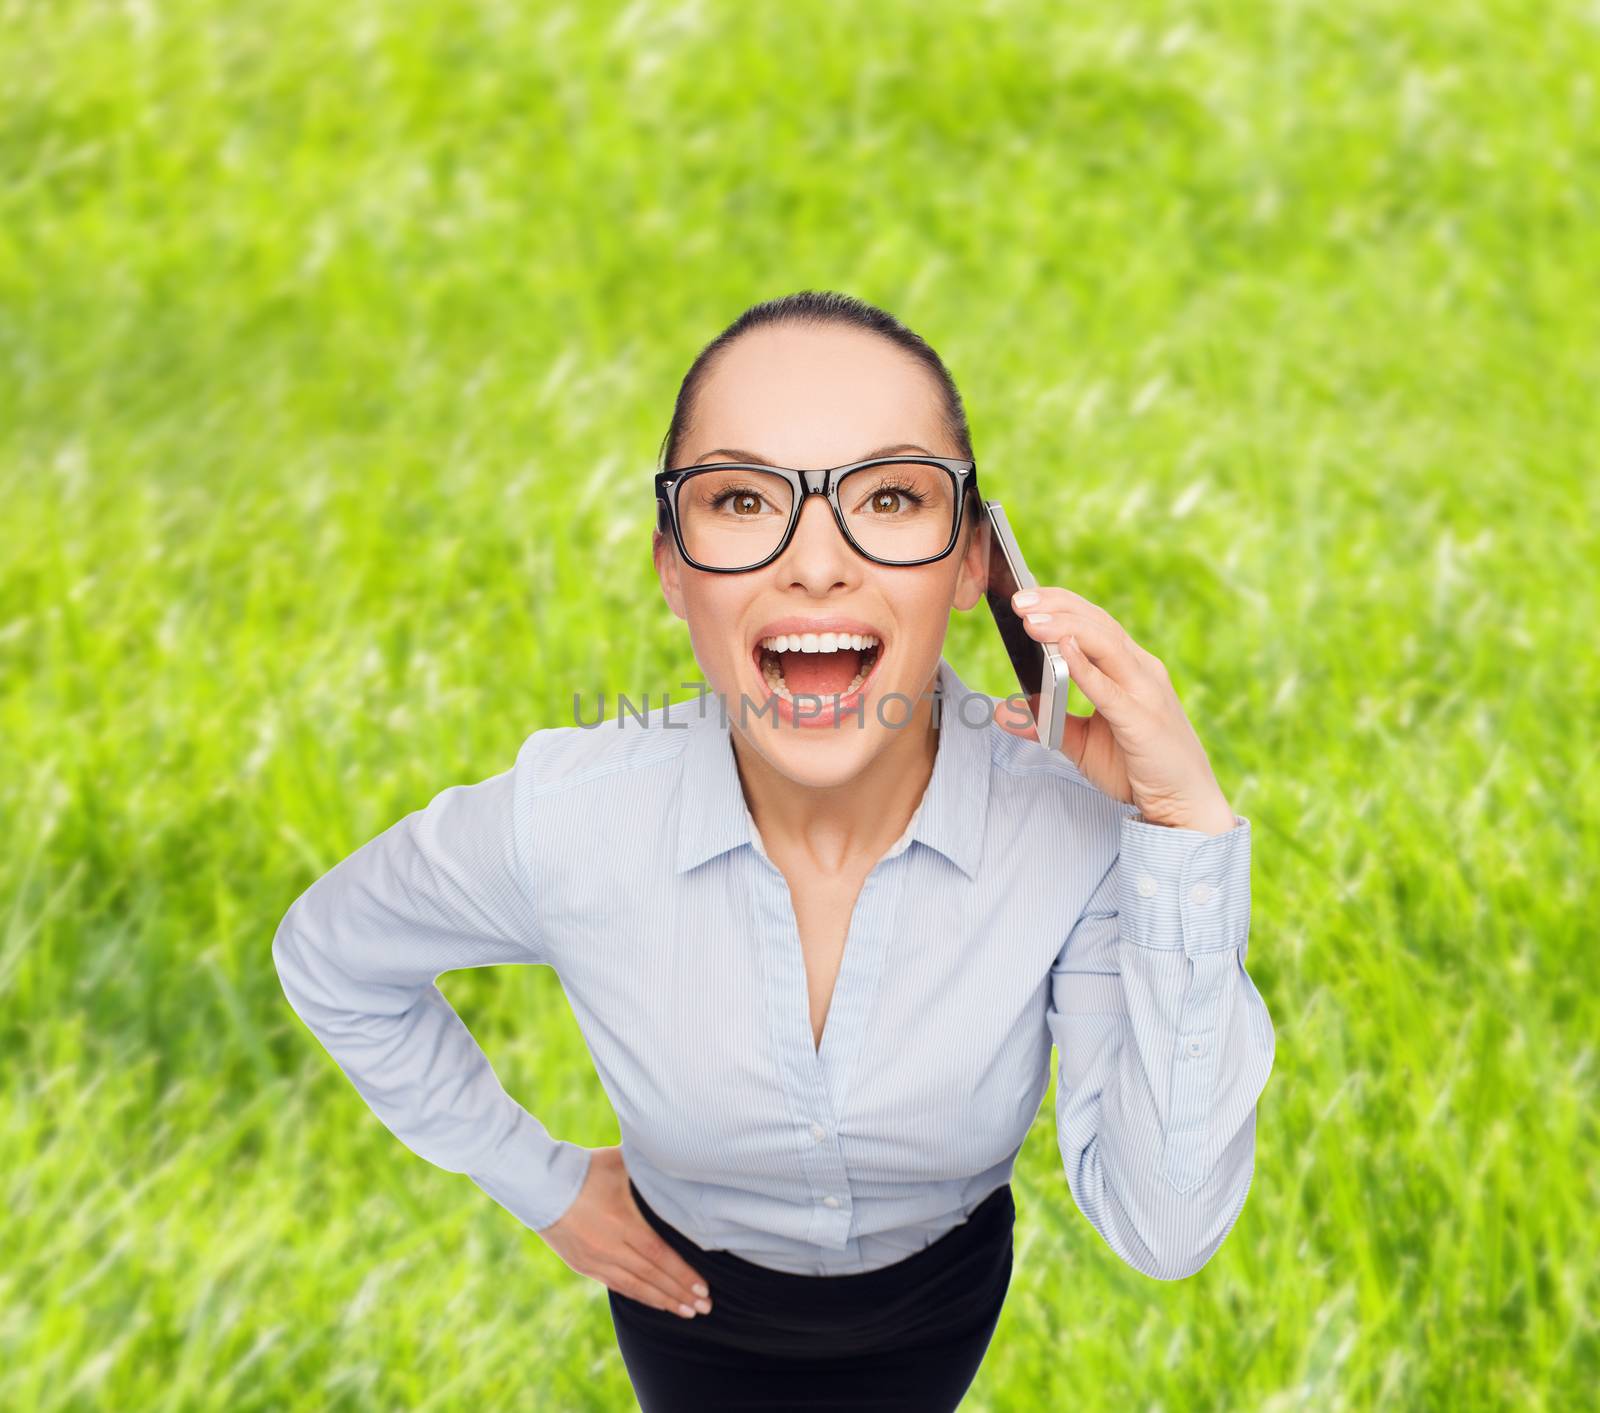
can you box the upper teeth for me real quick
[759,633,880,653]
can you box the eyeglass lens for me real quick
[677,462,958,569]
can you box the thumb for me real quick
[992,693,1038,741]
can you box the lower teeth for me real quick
[761,653,872,703]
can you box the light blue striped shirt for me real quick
[273,656,1274,1279]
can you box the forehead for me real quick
[683,324,945,466]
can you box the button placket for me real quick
[809,855,909,1247]
[798,1003,852,1245]
[751,867,852,1248]
[1162,950,1231,1193]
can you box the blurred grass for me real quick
[3,0,1598,1408]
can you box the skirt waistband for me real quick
[618,1177,1015,1361]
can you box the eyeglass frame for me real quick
[653,456,981,573]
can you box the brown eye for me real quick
[703,483,776,516]
[860,481,929,515]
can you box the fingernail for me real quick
[694,1298,712,1314]
[1027,612,1052,624]
[1013,590,1039,608]
[692,1282,709,1298]
[678,1303,695,1317]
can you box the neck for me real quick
[728,684,941,876]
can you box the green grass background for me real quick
[3,0,1597,1408]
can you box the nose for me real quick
[777,493,858,591]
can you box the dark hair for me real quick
[656,290,974,473]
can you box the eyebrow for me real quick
[692,443,938,466]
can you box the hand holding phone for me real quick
[981,499,1070,754]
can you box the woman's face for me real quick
[654,322,987,789]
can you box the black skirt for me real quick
[608,1177,1016,1412]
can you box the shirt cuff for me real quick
[1117,812,1251,956]
[467,1120,593,1233]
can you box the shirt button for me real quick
[1190,882,1214,904]
[809,1122,826,1142]
[823,1195,841,1209]
[1186,1038,1204,1057]
[1137,875,1158,897]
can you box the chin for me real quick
[742,716,883,785]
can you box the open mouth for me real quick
[752,632,884,705]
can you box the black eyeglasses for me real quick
[654,456,979,573]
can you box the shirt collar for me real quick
[673,656,991,879]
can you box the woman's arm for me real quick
[271,742,592,1234]
[1047,811,1274,1280]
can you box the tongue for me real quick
[782,648,862,696]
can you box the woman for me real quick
[273,290,1275,1411]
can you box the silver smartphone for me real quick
[981,499,1069,753]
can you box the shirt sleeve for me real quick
[1046,811,1275,1280]
[270,739,593,1234]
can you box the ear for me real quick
[950,494,988,613]
[653,521,689,622]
